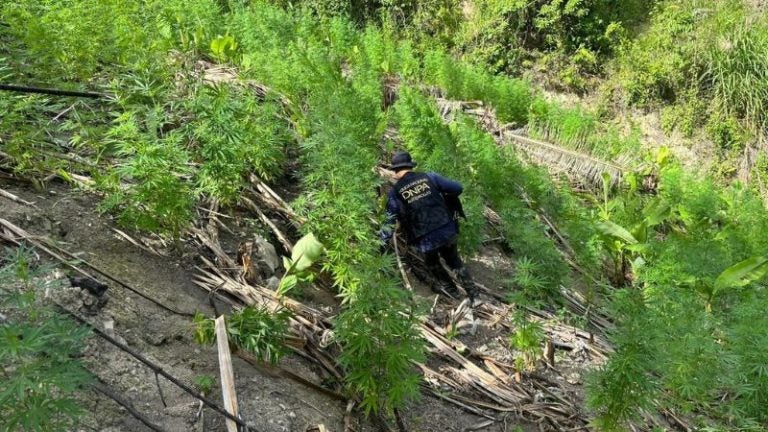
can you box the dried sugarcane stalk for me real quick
[240,196,293,252]
[0,187,38,208]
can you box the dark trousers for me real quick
[424,240,463,286]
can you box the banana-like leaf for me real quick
[291,232,324,272]
[597,220,638,245]
[643,198,671,227]
[713,255,768,295]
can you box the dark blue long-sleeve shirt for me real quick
[381,171,463,253]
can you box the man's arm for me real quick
[380,190,401,243]
[427,172,463,195]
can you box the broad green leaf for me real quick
[713,255,768,295]
[291,233,324,271]
[656,146,670,167]
[625,243,649,254]
[643,198,670,227]
[282,256,293,272]
[630,224,648,244]
[597,220,638,245]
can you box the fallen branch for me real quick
[0,188,38,208]
[91,379,165,432]
[422,385,496,421]
[434,96,625,187]
[0,218,196,317]
[111,228,166,257]
[0,83,108,99]
[392,229,413,292]
[240,196,294,252]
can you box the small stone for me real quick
[278,404,286,411]
[144,333,167,346]
[254,235,280,273]
[82,294,96,306]
[103,318,115,337]
[266,276,280,291]
[288,412,296,419]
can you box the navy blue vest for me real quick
[393,172,452,240]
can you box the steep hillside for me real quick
[2,1,768,431]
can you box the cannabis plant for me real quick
[0,248,92,431]
[194,306,290,365]
[334,263,425,416]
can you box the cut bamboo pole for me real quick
[215,316,240,432]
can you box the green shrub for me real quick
[194,306,291,364]
[703,15,768,130]
[0,248,92,431]
[457,0,657,77]
[607,1,695,106]
[0,0,223,81]
[589,166,768,427]
[705,111,748,153]
[607,0,768,143]
[186,84,288,201]
[528,97,641,160]
[100,111,194,237]
[659,92,708,137]
[587,288,658,431]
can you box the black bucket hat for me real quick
[389,151,416,171]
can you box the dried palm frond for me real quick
[503,131,625,187]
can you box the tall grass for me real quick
[703,20,768,130]
[528,98,641,161]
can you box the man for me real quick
[380,151,478,302]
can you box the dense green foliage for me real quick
[528,98,641,160]
[394,89,601,297]
[457,0,657,80]
[604,0,768,177]
[4,0,768,429]
[0,248,91,431]
[588,164,768,429]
